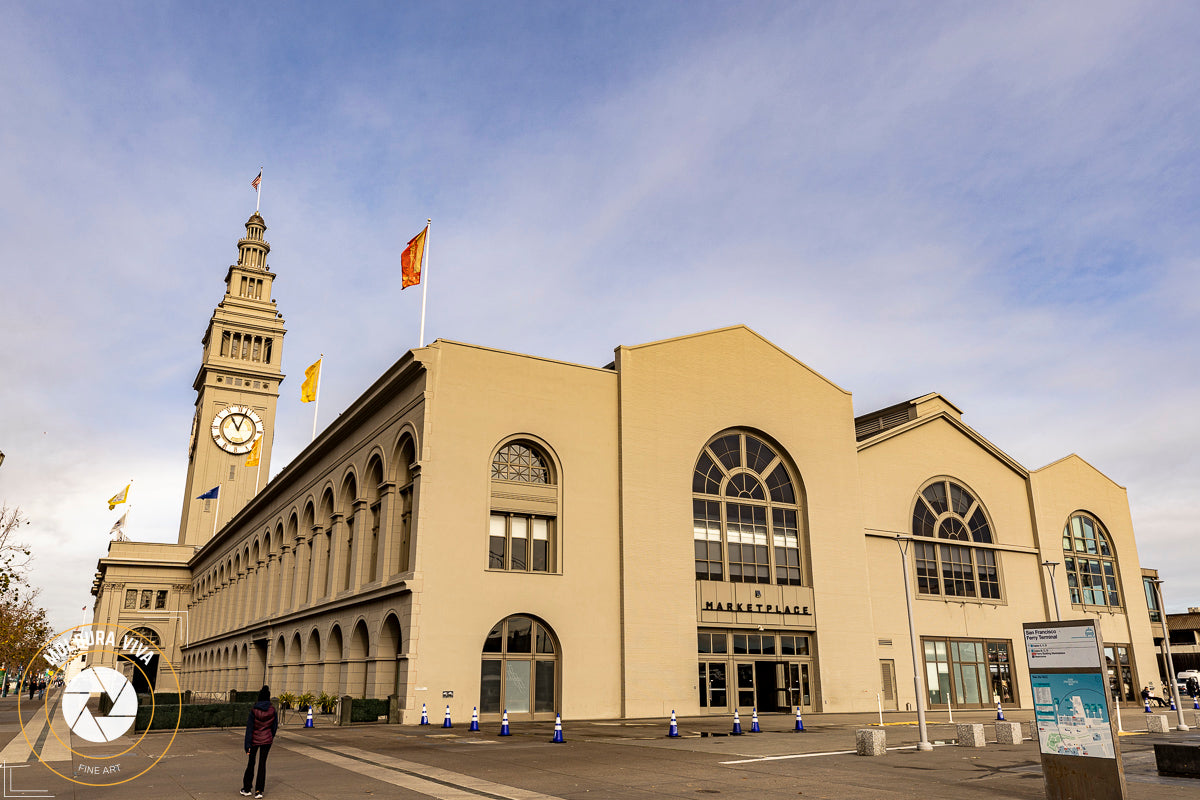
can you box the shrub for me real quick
[134,702,255,731]
[350,698,390,723]
[278,691,297,710]
[317,692,337,714]
[297,691,316,712]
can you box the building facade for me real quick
[91,211,1161,721]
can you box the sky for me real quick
[1,1,1197,634]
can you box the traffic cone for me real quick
[1193,696,1199,711]
[1144,697,1151,713]
[420,703,429,725]
[668,710,679,738]
[750,708,761,733]
[1170,697,1177,711]
[731,709,742,735]
[551,713,564,743]
[499,709,511,736]
[304,706,314,728]
[996,701,1005,721]
[443,705,453,728]
[470,706,480,732]
[794,707,805,732]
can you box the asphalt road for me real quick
[2,693,1198,799]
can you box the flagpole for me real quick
[311,354,323,442]
[255,445,262,493]
[419,219,431,348]
[256,167,262,212]
[212,491,221,540]
[124,479,133,539]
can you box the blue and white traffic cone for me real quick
[443,705,453,728]
[668,710,679,738]
[499,709,511,736]
[1193,695,1199,711]
[1170,697,1177,711]
[420,703,429,725]
[305,705,314,728]
[470,706,480,732]
[551,713,564,743]
[1144,697,1151,713]
[750,708,761,733]
[731,709,742,735]
[794,707,805,732]
[996,701,1005,721]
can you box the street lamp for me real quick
[1040,561,1061,621]
[1149,578,1189,731]
[895,536,933,751]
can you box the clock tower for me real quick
[178,212,286,546]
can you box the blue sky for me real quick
[1,2,1197,633]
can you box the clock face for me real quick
[211,405,263,454]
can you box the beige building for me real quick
[91,211,1160,721]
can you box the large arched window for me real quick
[479,615,558,720]
[911,478,1001,600]
[1063,512,1122,608]
[692,431,804,585]
[489,440,559,573]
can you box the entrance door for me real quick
[880,660,898,711]
[754,661,781,711]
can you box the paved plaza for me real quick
[1,694,1198,799]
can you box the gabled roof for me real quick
[1031,453,1127,492]
[856,408,1029,478]
[620,325,850,395]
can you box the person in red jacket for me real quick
[241,686,278,798]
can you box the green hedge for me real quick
[231,691,260,703]
[350,698,390,723]
[134,702,255,731]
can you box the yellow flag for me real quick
[301,358,321,403]
[245,436,261,467]
[107,484,130,510]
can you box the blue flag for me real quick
[196,486,220,500]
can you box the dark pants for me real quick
[242,743,271,793]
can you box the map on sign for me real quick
[1031,672,1114,758]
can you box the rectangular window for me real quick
[140,590,152,609]
[925,637,1017,708]
[940,545,976,597]
[726,503,769,583]
[124,589,137,609]
[693,499,722,580]
[489,515,506,568]
[772,507,802,585]
[510,517,528,570]
[531,519,549,572]
[220,331,231,357]
[155,590,167,609]
[916,542,939,594]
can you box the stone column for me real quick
[374,482,398,578]
[276,543,293,614]
[349,499,370,591]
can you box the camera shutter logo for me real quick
[61,667,138,742]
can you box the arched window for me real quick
[1063,512,1121,608]
[479,615,558,720]
[692,431,804,585]
[489,440,558,572]
[911,478,1001,600]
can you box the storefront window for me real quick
[924,637,1017,709]
[479,615,558,719]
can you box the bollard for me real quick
[470,706,480,732]
[551,713,564,743]
[442,705,452,728]
[956,723,986,748]
[750,708,761,733]
[668,710,679,738]
[499,709,511,736]
[855,728,886,756]
[794,707,805,732]
[995,721,1022,745]
[420,703,430,725]
[1146,714,1169,733]
[304,705,314,728]
[731,709,743,735]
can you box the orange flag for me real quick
[401,226,427,289]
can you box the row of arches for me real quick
[190,433,418,641]
[181,614,404,699]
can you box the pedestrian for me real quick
[28,679,35,701]
[241,685,277,799]
[1142,685,1168,707]
[36,679,45,700]
[1187,676,1199,699]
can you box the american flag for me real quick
[251,170,262,191]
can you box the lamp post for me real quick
[895,536,933,751]
[1149,578,1189,731]
[1040,561,1061,621]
